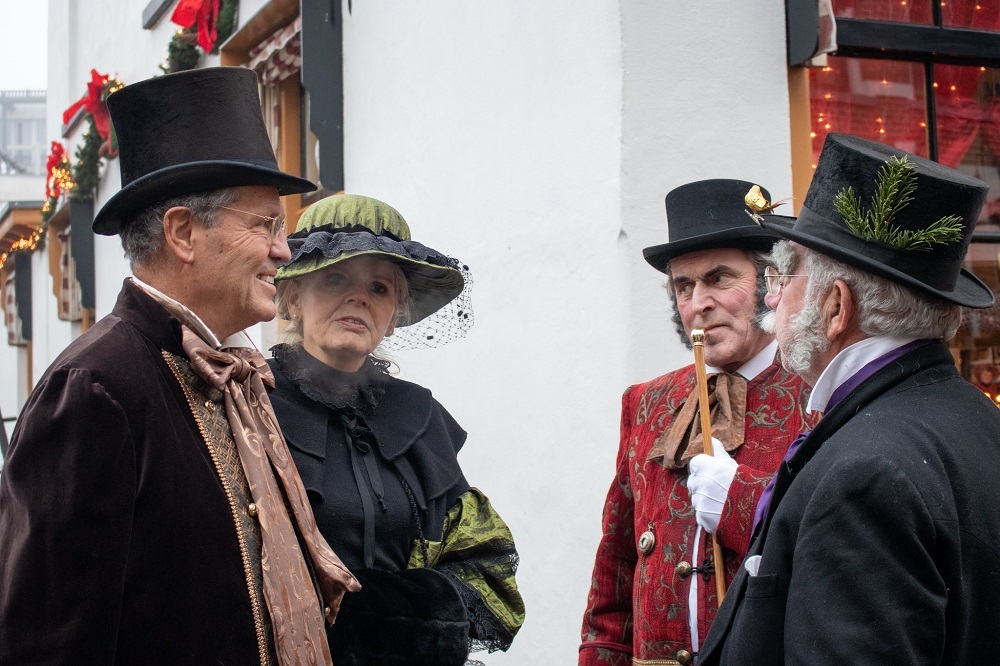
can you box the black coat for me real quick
[699,341,1000,665]
[267,349,474,665]
[0,281,267,664]
[266,351,470,568]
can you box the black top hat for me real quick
[92,67,316,235]
[761,133,993,308]
[643,179,785,273]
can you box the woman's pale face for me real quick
[288,255,400,372]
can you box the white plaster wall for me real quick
[340,3,622,662]
[0,176,44,201]
[620,0,795,386]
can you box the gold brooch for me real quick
[744,185,790,224]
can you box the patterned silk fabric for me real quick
[181,328,361,665]
[167,352,277,664]
[580,361,816,665]
[650,372,747,469]
[406,488,525,652]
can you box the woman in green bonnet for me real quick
[268,194,524,664]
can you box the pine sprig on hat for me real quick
[833,155,964,252]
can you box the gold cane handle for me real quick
[690,328,728,604]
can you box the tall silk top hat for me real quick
[92,67,316,235]
[643,178,785,273]
[760,133,993,308]
[278,194,471,338]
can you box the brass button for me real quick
[676,649,693,665]
[248,503,258,517]
[677,561,693,578]
[324,605,331,617]
[638,529,656,555]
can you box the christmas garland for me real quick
[29,71,124,249]
[41,141,73,223]
[163,0,238,74]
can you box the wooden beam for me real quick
[278,74,304,232]
[836,19,1000,68]
[787,68,813,217]
[0,206,43,256]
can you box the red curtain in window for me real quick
[942,0,1000,30]
[809,58,929,165]
[815,1,1000,168]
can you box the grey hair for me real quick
[275,260,414,344]
[784,242,964,340]
[664,248,772,349]
[120,188,242,268]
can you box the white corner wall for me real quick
[341,4,623,662]
[620,0,795,387]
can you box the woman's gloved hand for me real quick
[328,567,470,666]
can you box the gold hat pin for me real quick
[745,185,791,224]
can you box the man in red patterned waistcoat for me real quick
[579,179,816,666]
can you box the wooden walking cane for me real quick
[691,328,728,604]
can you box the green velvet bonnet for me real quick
[277,194,467,326]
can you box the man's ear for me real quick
[162,206,198,265]
[824,279,856,340]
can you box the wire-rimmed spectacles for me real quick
[219,206,286,239]
[763,266,808,297]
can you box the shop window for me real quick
[809,58,929,162]
[790,0,1000,397]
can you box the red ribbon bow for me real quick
[171,0,222,53]
[62,69,114,141]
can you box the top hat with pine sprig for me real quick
[760,133,993,308]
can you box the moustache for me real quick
[758,310,776,334]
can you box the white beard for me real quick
[778,303,830,377]
[768,301,830,378]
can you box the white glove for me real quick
[688,438,738,534]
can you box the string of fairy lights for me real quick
[0,231,44,273]
[809,58,988,170]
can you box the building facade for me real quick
[0,1,995,662]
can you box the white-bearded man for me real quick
[699,133,1000,664]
